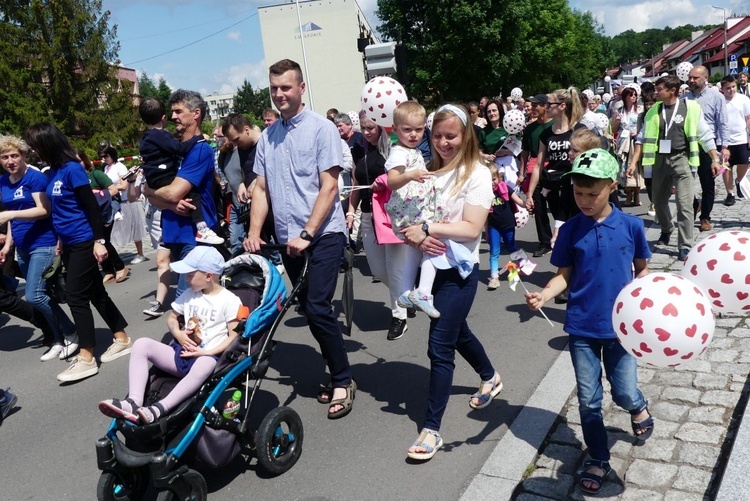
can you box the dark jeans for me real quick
[423,265,494,431]
[100,224,125,275]
[62,240,128,348]
[532,184,561,247]
[697,151,716,221]
[0,273,54,343]
[282,232,351,388]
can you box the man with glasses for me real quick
[627,75,719,261]
[519,94,553,191]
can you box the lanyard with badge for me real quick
[659,101,680,154]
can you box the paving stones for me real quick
[626,459,678,488]
[674,422,725,445]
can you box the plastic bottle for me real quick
[222,390,242,420]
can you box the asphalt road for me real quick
[0,222,568,500]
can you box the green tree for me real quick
[156,77,172,105]
[138,72,158,98]
[233,79,270,120]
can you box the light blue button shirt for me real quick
[254,108,346,243]
[684,87,729,146]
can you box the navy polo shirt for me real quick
[551,205,651,339]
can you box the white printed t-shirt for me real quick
[171,287,242,350]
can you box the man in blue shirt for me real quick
[685,65,730,231]
[144,89,218,299]
[244,59,354,420]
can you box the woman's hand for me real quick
[419,235,447,256]
[370,181,385,193]
[401,224,428,247]
[525,196,535,211]
[93,242,108,263]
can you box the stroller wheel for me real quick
[96,467,150,501]
[155,468,207,501]
[256,406,304,476]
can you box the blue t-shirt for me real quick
[0,169,57,250]
[161,139,217,244]
[45,161,94,245]
[551,205,651,339]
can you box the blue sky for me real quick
[105,0,749,96]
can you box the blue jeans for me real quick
[569,334,647,462]
[228,203,245,255]
[487,225,519,277]
[424,265,495,431]
[164,243,196,299]
[16,245,76,344]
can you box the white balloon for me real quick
[582,89,595,100]
[360,77,407,127]
[681,231,750,315]
[676,62,694,82]
[661,72,669,76]
[426,111,435,131]
[602,92,612,104]
[593,113,609,131]
[510,87,523,101]
[502,109,526,135]
[604,76,611,83]
[514,207,529,229]
[347,111,360,131]
[613,273,715,367]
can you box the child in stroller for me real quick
[95,247,303,500]
[99,246,242,424]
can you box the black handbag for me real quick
[42,255,67,304]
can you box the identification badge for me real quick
[659,139,672,154]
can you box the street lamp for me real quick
[712,5,728,77]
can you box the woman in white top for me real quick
[612,87,643,206]
[400,104,503,461]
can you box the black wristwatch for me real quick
[300,230,314,242]
[421,223,430,236]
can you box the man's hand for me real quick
[722,147,730,163]
[525,196,535,211]
[236,184,248,204]
[243,234,266,253]
[286,236,311,257]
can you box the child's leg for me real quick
[156,356,218,414]
[417,255,437,295]
[127,338,182,406]
[601,337,649,422]
[188,190,206,227]
[499,227,520,256]
[568,335,610,462]
[487,225,501,278]
[399,244,422,296]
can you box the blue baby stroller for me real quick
[95,251,306,500]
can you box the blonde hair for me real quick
[393,101,426,126]
[0,135,30,156]
[570,128,601,153]
[550,87,584,126]
[359,110,391,159]
[428,104,482,196]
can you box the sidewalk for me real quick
[462,183,750,500]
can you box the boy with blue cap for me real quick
[525,148,654,494]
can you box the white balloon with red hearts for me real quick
[681,230,750,315]
[426,111,435,130]
[360,77,407,127]
[503,109,526,135]
[612,272,715,367]
[347,111,360,131]
[514,207,529,229]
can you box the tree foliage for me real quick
[137,72,172,105]
[610,25,717,63]
[376,0,611,104]
[0,0,140,148]
[233,79,270,121]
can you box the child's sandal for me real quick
[469,372,503,410]
[577,459,612,494]
[137,402,165,424]
[631,408,655,442]
[406,428,443,461]
[98,397,140,423]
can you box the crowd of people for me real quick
[1,60,747,494]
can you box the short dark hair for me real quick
[570,173,611,188]
[139,97,166,125]
[103,146,118,159]
[269,59,303,83]
[168,89,207,123]
[655,75,681,92]
[721,75,737,87]
[262,108,279,119]
[221,113,252,135]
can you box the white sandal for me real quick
[469,372,503,410]
[407,428,443,461]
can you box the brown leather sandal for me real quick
[327,380,356,420]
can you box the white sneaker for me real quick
[408,290,441,318]
[195,227,224,245]
[100,337,133,363]
[130,255,148,265]
[40,343,64,361]
[59,335,79,360]
[57,356,99,382]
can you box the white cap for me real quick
[169,246,225,275]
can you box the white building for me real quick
[205,92,235,122]
[258,0,378,115]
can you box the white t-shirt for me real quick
[104,161,128,199]
[724,94,750,145]
[171,287,242,350]
[432,162,493,264]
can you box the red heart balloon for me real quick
[656,328,671,341]
[640,342,652,353]
[720,243,731,251]
[737,291,749,300]
[631,349,643,358]
[681,352,694,360]
[668,286,681,295]
[640,298,654,310]
[697,303,706,315]
[714,300,724,308]
[685,324,697,337]
[653,276,666,282]
[662,303,678,316]
[721,274,734,284]
[690,265,698,276]
[631,287,642,297]
[708,289,721,298]
[385,90,392,95]
[697,243,706,252]
[707,259,718,270]
[616,301,624,313]
[378,104,385,109]
[619,322,628,335]
[664,347,678,356]
[734,252,746,261]
[375,92,382,98]
[701,333,709,344]
[633,319,644,334]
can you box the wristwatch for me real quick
[421,223,430,236]
[300,230,314,242]
[95,239,106,245]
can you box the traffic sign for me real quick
[730,54,738,62]
[730,61,738,69]
[730,67,739,76]
[743,66,749,74]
